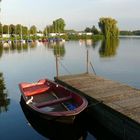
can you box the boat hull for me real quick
[19,79,88,124]
[20,96,75,123]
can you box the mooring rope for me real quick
[86,48,97,75]
[58,60,72,75]
[90,61,96,75]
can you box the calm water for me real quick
[0,37,140,140]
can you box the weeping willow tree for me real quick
[98,17,119,39]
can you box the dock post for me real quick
[86,49,89,73]
[56,54,59,78]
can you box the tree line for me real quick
[0,18,65,37]
[0,17,120,40]
[120,30,140,36]
[0,24,38,36]
[84,25,99,34]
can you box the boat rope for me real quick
[90,61,96,75]
[58,60,72,75]
[86,48,96,75]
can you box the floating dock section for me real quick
[55,73,140,140]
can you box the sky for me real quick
[0,0,140,31]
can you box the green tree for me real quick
[0,23,2,36]
[53,21,57,33]
[45,18,66,34]
[91,25,99,34]
[54,18,65,33]
[22,26,28,35]
[43,27,47,36]
[59,18,65,32]
[85,27,91,32]
[30,25,37,35]
[9,24,15,36]
[3,25,8,34]
[15,24,21,35]
[98,17,119,39]
[47,26,51,34]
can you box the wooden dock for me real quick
[55,73,140,139]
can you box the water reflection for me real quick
[0,41,66,58]
[79,39,100,50]
[20,97,88,140]
[84,110,120,140]
[28,41,37,49]
[0,73,10,113]
[0,45,3,58]
[53,43,65,58]
[99,39,119,57]
[20,95,120,140]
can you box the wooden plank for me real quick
[56,73,140,124]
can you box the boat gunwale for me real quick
[19,79,88,117]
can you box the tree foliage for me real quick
[84,25,99,34]
[0,23,2,36]
[0,24,37,37]
[3,25,8,34]
[91,25,99,34]
[30,25,37,35]
[84,27,91,32]
[98,17,119,39]
[44,18,66,35]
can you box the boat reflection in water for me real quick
[20,96,89,140]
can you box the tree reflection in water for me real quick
[0,73,10,113]
[0,44,3,58]
[53,43,66,58]
[99,38,119,57]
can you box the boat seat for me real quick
[36,95,72,108]
[24,84,50,97]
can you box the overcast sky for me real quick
[0,0,140,31]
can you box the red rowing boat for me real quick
[19,79,88,123]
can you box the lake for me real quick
[0,37,140,140]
